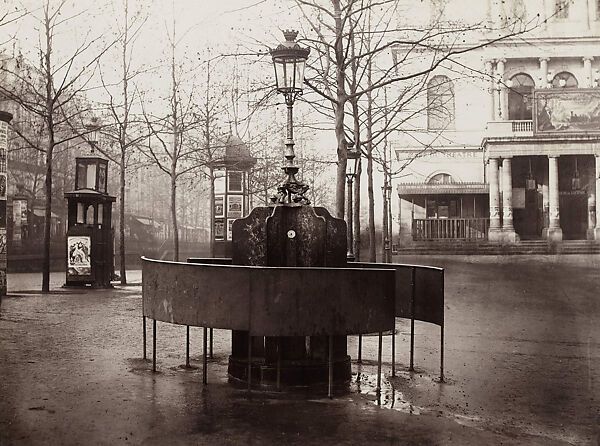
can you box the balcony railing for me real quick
[486,120,534,137]
[412,218,489,241]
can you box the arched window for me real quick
[427,75,455,130]
[508,73,534,120]
[552,71,578,88]
[428,173,454,184]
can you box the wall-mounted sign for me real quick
[12,199,27,241]
[227,219,235,241]
[214,195,224,218]
[0,173,6,200]
[227,195,243,218]
[0,228,6,255]
[534,88,600,134]
[214,219,225,240]
[67,236,91,276]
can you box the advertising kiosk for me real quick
[64,157,115,287]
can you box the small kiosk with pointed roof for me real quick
[64,157,115,287]
[209,135,256,258]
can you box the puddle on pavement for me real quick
[350,371,427,415]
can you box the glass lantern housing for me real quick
[346,146,360,178]
[75,157,108,193]
[270,30,310,99]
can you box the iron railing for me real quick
[412,218,489,240]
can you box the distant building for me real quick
[393,0,600,245]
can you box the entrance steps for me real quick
[394,239,600,255]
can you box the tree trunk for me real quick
[333,0,346,219]
[171,172,178,261]
[366,88,376,262]
[119,3,129,284]
[42,140,53,292]
[350,99,361,261]
[382,176,389,263]
[354,160,361,260]
[209,167,215,257]
[119,153,126,284]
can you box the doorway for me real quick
[560,193,588,239]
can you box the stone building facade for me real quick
[393,0,600,245]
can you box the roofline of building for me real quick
[482,133,600,146]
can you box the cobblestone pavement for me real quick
[1,255,599,445]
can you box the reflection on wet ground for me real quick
[2,256,600,445]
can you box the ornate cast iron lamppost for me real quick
[346,143,360,260]
[270,30,310,204]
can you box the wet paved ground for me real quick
[1,255,599,445]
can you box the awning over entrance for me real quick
[397,182,489,196]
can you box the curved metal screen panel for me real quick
[354,262,444,326]
[143,258,251,330]
[413,267,444,326]
[142,257,395,336]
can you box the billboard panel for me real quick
[534,88,600,134]
[67,236,91,276]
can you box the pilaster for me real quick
[543,155,563,242]
[501,157,518,243]
[496,59,507,120]
[488,158,503,242]
[583,57,594,88]
[539,58,550,88]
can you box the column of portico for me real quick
[542,176,550,232]
[595,155,600,240]
[539,58,550,88]
[543,155,563,242]
[583,57,594,88]
[502,157,518,243]
[496,59,507,120]
[488,158,503,242]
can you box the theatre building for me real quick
[394,0,600,246]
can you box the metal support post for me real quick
[203,327,208,385]
[377,331,383,403]
[152,319,156,372]
[186,325,190,368]
[276,337,282,391]
[210,328,214,359]
[391,319,396,377]
[142,316,147,360]
[328,335,334,399]
[410,268,415,371]
[247,335,252,391]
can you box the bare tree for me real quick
[295,0,541,260]
[140,16,202,262]
[0,0,115,291]
[96,0,148,284]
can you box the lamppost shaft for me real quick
[284,99,296,179]
[346,175,354,258]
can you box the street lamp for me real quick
[346,143,360,260]
[382,182,393,264]
[270,30,310,205]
